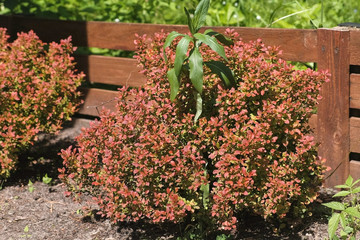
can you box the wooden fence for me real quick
[0,15,359,187]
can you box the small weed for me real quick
[42,174,52,185]
[27,180,35,193]
[323,175,360,239]
[21,225,31,238]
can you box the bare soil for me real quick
[0,118,336,240]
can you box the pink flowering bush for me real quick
[59,29,328,232]
[0,28,84,180]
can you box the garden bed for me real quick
[0,118,335,239]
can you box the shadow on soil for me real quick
[3,118,93,187]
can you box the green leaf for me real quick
[194,91,203,122]
[194,33,228,61]
[268,9,312,27]
[335,184,350,189]
[167,68,180,101]
[189,47,204,94]
[339,230,347,239]
[339,212,346,229]
[352,186,360,194]
[79,6,98,13]
[202,185,209,208]
[204,60,235,87]
[200,180,210,209]
[28,180,34,193]
[328,213,340,240]
[343,226,354,234]
[333,190,351,198]
[174,36,191,76]
[204,29,234,46]
[42,174,52,185]
[163,31,184,62]
[323,201,345,211]
[192,0,210,33]
[344,207,360,218]
[184,7,195,35]
[346,175,354,186]
[352,178,360,187]
[204,29,214,35]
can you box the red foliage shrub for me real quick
[60,29,328,231]
[0,28,84,180]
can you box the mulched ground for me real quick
[0,118,337,239]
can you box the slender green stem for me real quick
[320,0,324,28]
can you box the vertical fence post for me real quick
[317,28,350,187]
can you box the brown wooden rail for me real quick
[0,15,360,187]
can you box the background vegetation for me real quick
[0,0,359,29]
[1,0,358,60]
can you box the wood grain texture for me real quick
[350,160,360,181]
[350,74,360,109]
[0,15,89,47]
[209,26,318,62]
[350,30,360,65]
[350,117,360,153]
[317,29,350,187]
[78,88,118,116]
[75,55,146,86]
[0,15,317,62]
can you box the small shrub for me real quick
[59,29,328,233]
[0,28,84,180]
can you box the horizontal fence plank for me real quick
[78,88,118,116]
[350,117,360,153]
[351,101,360,110]
[350,160,360,180]
[75,55,146,87]
[210,26,318,62]
[350,74,360,109]
[0,15,188,50]
[351,116,360,128]
[0,15,318,62]
[350,30,360,65]
[0,15,89,48]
